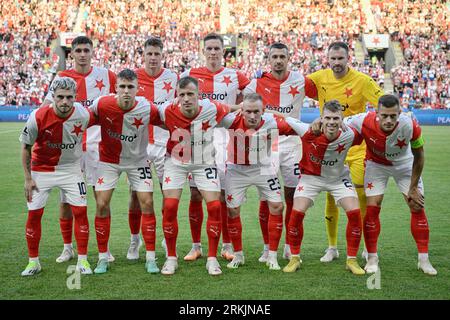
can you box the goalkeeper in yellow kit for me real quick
[307,42,384,262]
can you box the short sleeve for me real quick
[19,110,38,145]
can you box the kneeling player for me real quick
[20,78,93,276]
[345,94,437,275]
[284,100,365,275]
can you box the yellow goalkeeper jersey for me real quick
[307,68,384,160]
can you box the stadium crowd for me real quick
[0,0,448,109]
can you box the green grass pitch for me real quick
[0,122,449,300]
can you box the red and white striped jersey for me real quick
[181,67,250,104]
[286,117,363,178]
[345,112,422,166]
[89,96,162,167]
[157,99,230,163]
[19,103,94,172]
[136,68,178,146]
[219,112,297,165]
[243,71,315,149]
[45,66,117,151]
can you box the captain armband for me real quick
[411,135,424,149]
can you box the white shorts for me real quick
[225,164,282,207]
[273,143,302,188]
[188,134,227,190]
[163,157,220,192]
[95,162,153,192]
[81,146,99,186]
[294,169,357,206]
[147,143,166,184]
[364,160,424,197]
[29,169,87,210]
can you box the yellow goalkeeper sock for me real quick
[356,187,367,221]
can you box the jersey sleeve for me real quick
[304,77,318,99]
[149,102,163,126]
[274,115,297,135]
[285,117,310,137]
[89,96,102,117]
[156,100,171,123]
[19,110,38,145]
[363,76,384,108]
[212,100,231,123]
[410,119,424,149]
[243,79,257,96]
[108,70,117,94]
[237,71,251,90]
[180,69,190,78]
[350,127,364,146]
[343,112,367,134]
[218,112,237,129]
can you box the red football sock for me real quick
[411,208,429,253]
[346,209,362,257]
[95,216,110,254]
[71,206,89,255]
[59,217,73,245]
[141,213,156,251]
[163,198,179,257]
[206,200,221,257]
[221,201,231,243]
[128,209,142,235]
[188,200,203,243]
[268,213,283,251]
[227,215,242,252]
[284,200,293,244]
[287,209,305,255]
[26,208,44,258]
[259,200,270,245]
[364,206,381,254]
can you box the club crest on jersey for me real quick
[106,129,137,142]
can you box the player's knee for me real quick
[139,198,154,212]
[228,207,240,218]
[128,191,140,210]
[96,198,110,213]
[59,203,73,218]
[268,202,284,214]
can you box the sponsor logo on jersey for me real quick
[106,129,137,142]
[79,99,94,107]
[265,104,294,114]
[47,141,77,149]
[371,148,401,158]
[309,153,338,166]
[200,92,228,101]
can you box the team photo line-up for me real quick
[19,33,436,277]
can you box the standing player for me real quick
[344,94,437,275]
[89,69,163,274]
[125,37,178,260]
[42,36,116,263]
[244,42,316,262]
[221,93,305,270]
[307,42,384,262]
[180,33,250,262]
[20,78,93,276]
[157,77,240,276]
[283,100,365,275]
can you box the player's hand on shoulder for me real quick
[310,118,322,136]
